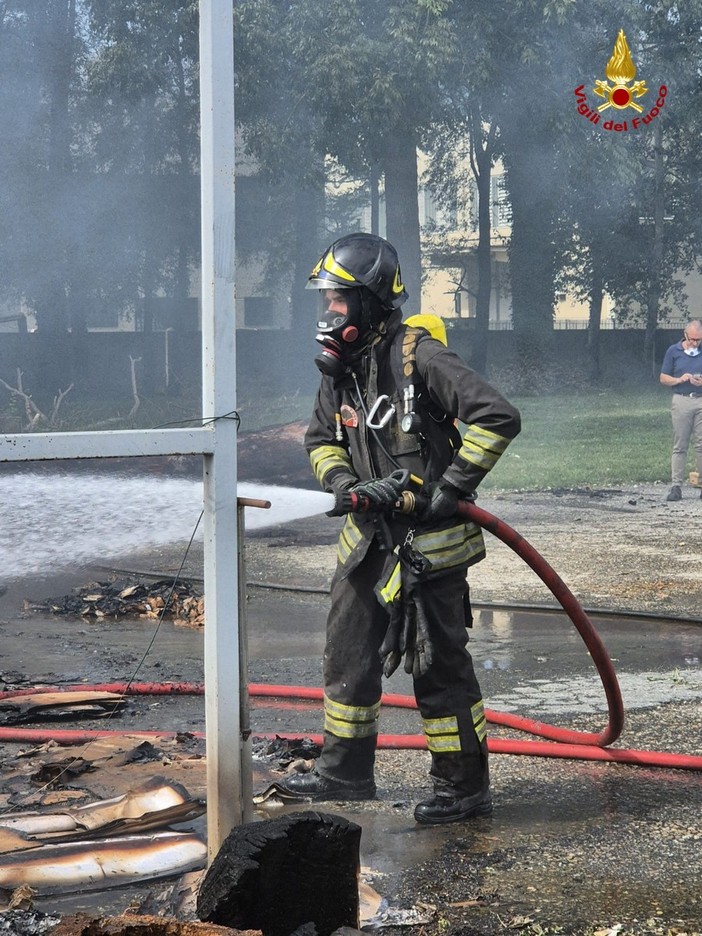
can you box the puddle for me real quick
[472,606,702,714]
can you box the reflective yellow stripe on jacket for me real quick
[374,522,485,607]
[309,444,353,487]
[337,514,364,565]
[324,694,381,739]
[456,424,512,473]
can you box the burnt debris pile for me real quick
[26,580,205,628]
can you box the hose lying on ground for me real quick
[0,682,701,771]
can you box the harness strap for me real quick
[393,324,462,475]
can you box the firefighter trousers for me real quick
[315,537,489,797]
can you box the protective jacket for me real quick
[305,310,521,578]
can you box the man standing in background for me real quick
[659,319,702,501]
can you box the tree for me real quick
[0,1,86,331]
[84,0,200,331]
[234,0,459,318]
[556,2,702,377]
[620,1,702,370]
[0,1,201,334]
[422,105,500,376]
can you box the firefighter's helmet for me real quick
[307,233,409,311]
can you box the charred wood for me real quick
[196,812,361,936]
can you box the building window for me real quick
[420,188,436,227]
[244,297,275,328]
[468,177,511,230]
[420,187,457,230]
[467,179,479,232]
[86,306,120,329]
[491,175,512,227]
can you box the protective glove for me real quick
[326,470,358,495]
[348,474,406,511]
[379,604,404,678]
[418,480,462,523]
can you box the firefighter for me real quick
[276,232,521,824]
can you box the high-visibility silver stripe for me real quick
[423,715,460,735]
[471,699,488,742]
[324,695,380,740]
[426,735,462,753]
[413,525,485,570]
[324,714,378,739]
[377,560,402,605]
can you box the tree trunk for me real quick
[34,1,76,334]
[383,131,421,315]
[290,168,324,386]
[46,0,74,178]
[370,169,380,236]
[587,263,604,383]
[644,119,665,375]
[471,116,496,377]
[500,128,557,387]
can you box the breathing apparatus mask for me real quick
[683,330,702,356]
[313,287,383,378]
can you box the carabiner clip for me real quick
[366,394,395,429]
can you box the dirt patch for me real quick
[243,480,702,623]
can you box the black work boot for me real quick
[274,769,376,802]
[666,485,682,502]
[414,788,493,825]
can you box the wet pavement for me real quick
[0,469,701,933]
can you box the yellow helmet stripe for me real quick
[392,267,404,294]
[323,253,357,282]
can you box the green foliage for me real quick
[0,0,200,332]
[233,0,461,295]
[553,2,702,335]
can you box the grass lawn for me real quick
[483,388,676,491]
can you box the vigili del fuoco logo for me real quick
[574,29,667,132]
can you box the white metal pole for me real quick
[0,0,245,865]
[199,0,245,859]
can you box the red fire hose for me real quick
[0,682,701,770]
[0,502,700,771]
[459,498,626,748]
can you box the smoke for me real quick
[0,472,331,579]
